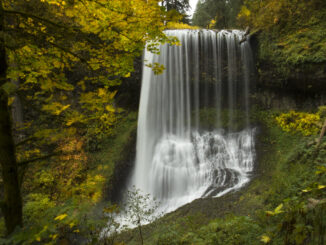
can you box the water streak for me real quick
[132,29,255,214]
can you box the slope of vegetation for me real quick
[193,0,326,89]
[237,0,326,84]
[192,0,243,29]
[0,112,138,244]
[117,107,326,244]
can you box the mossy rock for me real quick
[195,108,249,132]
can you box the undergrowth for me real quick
[0,112,138,244]
[118,108,326,245]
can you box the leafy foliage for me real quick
[162,0,191,23]
[125,187,160,227]
[260,164,326,244]
[276,110,321,136]
[166,22,199,30]
[162,0,190,14]
[155,215,262,245]
[3,0,173,156]
[237,0,326,76]
[1,111,138,242]
[102,186,160,245]
[0,0,179,239]
[192,0,243,29]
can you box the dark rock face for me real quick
[251,88,326,111]
[115,56,143,110]
[249,35,326,110]
[104,57,142,203]
[105,129,137,203]
[257,61,326,94]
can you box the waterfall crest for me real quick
[132,29,255,214]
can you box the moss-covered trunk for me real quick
[0,2,23,235]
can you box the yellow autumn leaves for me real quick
[276,110,322,136]
[4,0,171,149]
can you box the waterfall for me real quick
[131,29,255,214]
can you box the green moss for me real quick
[257,9,326,79]
[196,108,248,131]
[88,111,138,189]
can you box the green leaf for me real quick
[54,213,67,221]
[1,82,17,95]
[274,204,284,214]
[106,105,115,112]
[261,235,271,243]
[265,211,274,216]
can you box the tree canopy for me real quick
[162,0,190,13]
[162,0,191,23]
[0,0,176,237]
[192,0,243,29]
[237,0,326,77]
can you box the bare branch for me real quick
[4,9,69,30]
[3,9,98,46]
[17,151,62,166]
[15,136,36,147]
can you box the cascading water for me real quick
[132,29,255,215]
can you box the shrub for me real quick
[276,111,321,136]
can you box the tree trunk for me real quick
[0,2,23,235]
[138,224,143,245]
[137,217,143,245]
